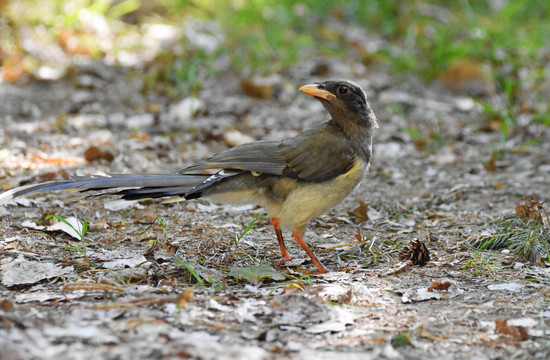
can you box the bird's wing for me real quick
[179,139,289,175]
[180,124,357,183]
[280,125,357,182]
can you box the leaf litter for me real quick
[1,63,550,360]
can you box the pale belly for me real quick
[206,158,366,233]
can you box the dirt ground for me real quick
[1,60,549,360]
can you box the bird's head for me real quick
[299,80,378,129]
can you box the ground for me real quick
[0,60,549,360]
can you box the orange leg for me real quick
[292,230,327,274]
[272,218,290,261]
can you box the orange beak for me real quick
[299,84,336,100]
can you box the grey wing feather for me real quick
[179,125,357,183]
[180,139,289,175]
[280,126,356,182]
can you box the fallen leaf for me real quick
[47,216,86,240]
[428,280,452,292]
[59,29,92,56]
[21,220,45,230]
[2,257,74,286]
[439,57,489,94]
[103,199,143,211]
[508,318,538,328]
[241,75,280,99]
[495,318,529,340]
[0,299,14,311]
[102,255,148,269]
[229,264,285,283]
[84,145,114,163]
[487,283,522,291]
[167,97,205,123]
[515,198,545,224]
[1,241,19,251]
[2,59,24,82]
[38,169,70,181]
[348,200,369,223]
[485,151,497,172]
[402,288,444,303]
[175,288,194,309]
[146,103,162,113]
[311,62,330,76]
[313,284,353,304]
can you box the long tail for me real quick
[0,174,211,205]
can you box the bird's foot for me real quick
[276,257,328,275]
[274,253,302,266]
[297,266,327,275]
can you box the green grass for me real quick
[2,0,548,137]
[462,244,498,275]
[234,213,265,248]
[173,257,205,285]
[5,1,548,79]
[45,214,89,257]
[139,216,171,248]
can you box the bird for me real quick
[0,80,378,274]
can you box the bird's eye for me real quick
[338,86,349,95]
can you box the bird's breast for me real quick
[275,157,366,229]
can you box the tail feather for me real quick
[116,186,200,200]
[0,174,210,205]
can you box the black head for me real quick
[300,80,378,129]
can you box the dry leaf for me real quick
[175,288,194,308]
[428,280,452,292]
[354,228,362,242]
[515,198,545,224]
[312,62,330,76]
[240,75,280,99]
[485,151,497,172]
[59,29,92,56]
[146,103,162,113]
[1,59,24,83]
[439,57,488,94]
[1,241,19,251]
[495,318,529,340]
[84,145,114,163]
[2,257,74,286]
[47,217,85,240]
[441,58,482,83]
[38,169,70,181]
[0,299,14,311]
[349,200,369,223]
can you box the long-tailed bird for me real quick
[0,80,378,274]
